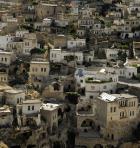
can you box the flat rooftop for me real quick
[4,89,24,94]
[99,92,137,102]
[51,48,61,51]
[23,99,41,104]
[113,93,137,99]
[0,50,13,55]
[41,3,57,6]
[40,103,61,111]
[99,93,116,102]
[30,61,49,64]
[0,84,12,91]
[0,106,11,113]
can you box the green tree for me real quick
[118,50,127,62]
[65,92,80,104]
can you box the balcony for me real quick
[77,105,95,116]
[85,77,112,84]
[120,116,128,119]
[119,101,128,108]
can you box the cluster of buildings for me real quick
[0,0,140,148]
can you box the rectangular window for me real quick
[32,106,34,110]
[132,111,134,116]
[90,96,93,99]
[114,107,116,112]
[91,86,95,90]
[41,68,43,72]
[17,98,19,104]
[110,107,112,112]
[120,112,121,117]
[28,106,30,110]
[80,80,83,83]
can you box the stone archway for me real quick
[81,119,95,129]
[77,115,97,129]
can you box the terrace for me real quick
[85,77,112,83]
[77,105,95,116]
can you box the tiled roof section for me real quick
[99,93,137,102]
[99,92,116,102]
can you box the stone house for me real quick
[0,35,15,50]
[7,33,37,55]
[53,35,67,48]
[77,28,86,38]
[105,48,120,60]
[75,67,118,99]
[78,17,94,29]
[4,89,25,106]
[106,65,137,79]
[42,81,64,100]
[23,33,37,55]
[17,98,41,127]
[50,48,84,64]
[40,103,63,134]
[0,105,13,127]
[15,30,29,38]
[36,3,65,20]
[96,92,139,140]
[0,72,8,84]
[0,50,16,66]
[29,59,50,89]
[7,41,25,54]
[75,92,139,147]
[67,38,86,49]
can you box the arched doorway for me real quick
[52,122,57,134]
[125,34,129,39]
[58,108,63,125]
[53,82,60,91]
[89,58,91,62]
[26,118,37,128]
